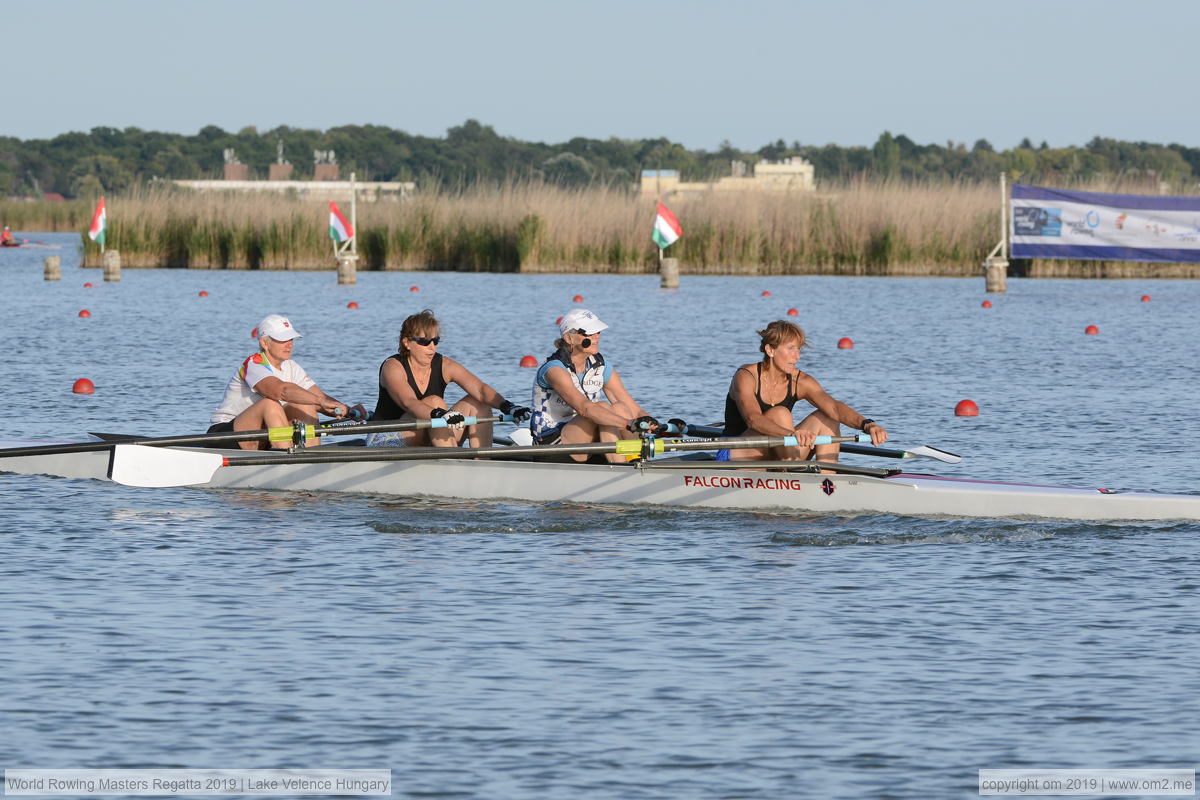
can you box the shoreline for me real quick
[73,260,1200,278]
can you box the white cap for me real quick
[257,314,302,342]
[559,308,609,336]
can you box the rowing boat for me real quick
[2,437,1198,522]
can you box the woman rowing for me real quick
[722,319,887,462]
[209,314,364,450]
[366,309,530,448]
[530,308,673,463]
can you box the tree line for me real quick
[2,119,1198,198]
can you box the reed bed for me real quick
[0,181,1022,274]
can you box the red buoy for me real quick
[409,286,420,292]
[572,294,584,303]
[761,290,771,297]
[786,308,799,316]
[78,309,91,318]
[837,337,854,349]
[347,301,359,309]
[955,399,979,417]
[1085,325,1099,335]
[981,300,992,308]
[198,290,208,297]
[72,378,95,395]
[1140,295,1151,302]
[83,282,93,288]
[519,355,538,368]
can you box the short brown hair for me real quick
[757,320,807,360]
[399,309,439,356]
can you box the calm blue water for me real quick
[2,233,1198,799]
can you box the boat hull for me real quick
[2,441,1199,522]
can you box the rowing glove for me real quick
[430,408,465,429]
[627,415,661,433]
[666,418,688,435]
[499,400,532,424]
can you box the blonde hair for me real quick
[398,309,440,357]
[757,320,807,360]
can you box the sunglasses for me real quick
[410,336,440,346]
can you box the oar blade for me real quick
[907,445,961,464]
[109,444,224,487]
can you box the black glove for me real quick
[499,400,532,424]
[430,408,466,429]
[666,418,688,435]
[626,415,661,434]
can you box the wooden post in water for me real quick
[983,173,1009,293]
[43,256,61,281]
[660,257,679,289]
[102,250,121,282]
[337,256,357,285]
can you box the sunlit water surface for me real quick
[1,234,1197,798]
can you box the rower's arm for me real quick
[443,357,506,409]
[254,376,351,417]
[832,399,888,445]
[600,369,646,419]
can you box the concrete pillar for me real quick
[43,256,61,281]
[337,256,357,285]
[659,257,679,289]
[984,257,1008,293]
[102,250,122,282]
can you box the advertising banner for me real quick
[1011,184,1200,263]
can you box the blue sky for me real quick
[8,0,1197,151]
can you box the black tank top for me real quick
[372,352,448,420]
[723,363,800,436]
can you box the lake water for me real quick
[2,233,1198,799]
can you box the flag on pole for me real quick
[652,202,682,250]
[329,201,354,243]
[87,197,107,246]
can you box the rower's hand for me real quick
[322,400,350,418]
[792,429,817,448]
[864,421,888,446]
[627,415,661,434]
[430,407,467,429]
[665,418,688,436]
[498,400,532,424]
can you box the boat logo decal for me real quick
[683,474,804,491]
[821,478,835,496]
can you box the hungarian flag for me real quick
[329,201,354,242]
[652,202,682,249]
[87,197,107,245]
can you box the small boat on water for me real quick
[2,429,1198,522]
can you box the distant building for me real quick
[640,157,815,197]
[172,179,415,202]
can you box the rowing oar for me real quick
[0,414,514,459]
[109,433,855,488]
[672,423,961,465]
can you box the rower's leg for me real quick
[795,409,840,466]
[284,402,324,446]
[599,399,637,464]
[453,395,492,448]
[233,398,289,450]
[427,398,458,448]
[559,416,601,463]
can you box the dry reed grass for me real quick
[0,179,1094,274]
